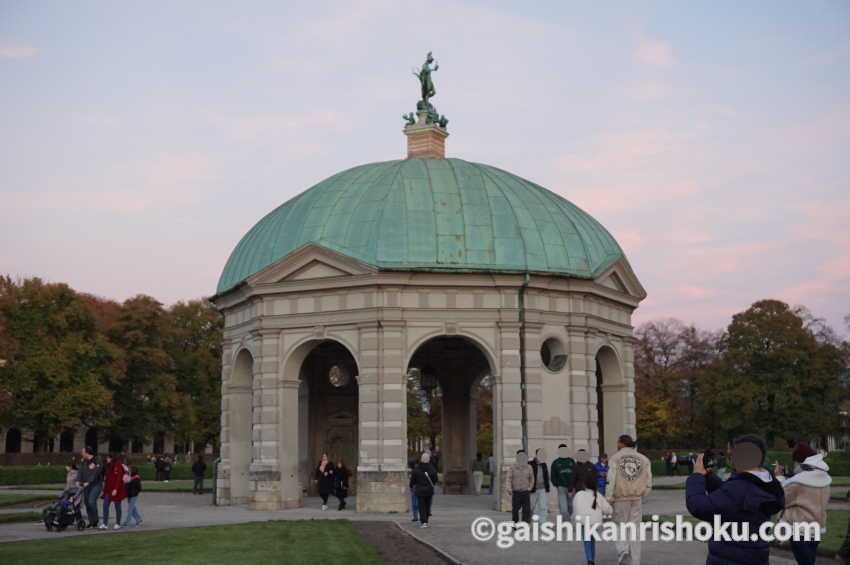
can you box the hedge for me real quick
[0,463,213,486]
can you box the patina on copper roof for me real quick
[216,158,624,294]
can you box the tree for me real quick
[0,277,114,437]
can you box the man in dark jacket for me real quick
[686,434,785,565]
[77,446,102,528]
[530,448,550,523]
[191,455,207,494]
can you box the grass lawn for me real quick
[0,511,42,524]
[0,493,55,506]
[1,520,382,565]
[9,480,200,493]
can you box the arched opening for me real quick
[153,431,165,454]
[596,346,626,457]
[295,340,359,496]
[130,438,143,454]
[59,429,75,453]
[230,348,254,504]
[5,428,22,453]
[34,430,51,453]
[109,437,125,454]
[85,428,98,453]
[407,336,494,494]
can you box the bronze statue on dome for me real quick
[405,52,448,129]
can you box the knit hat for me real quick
[792,442,817,464]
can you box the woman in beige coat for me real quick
[775,452,831,565]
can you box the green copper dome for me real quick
[216,158,623,294]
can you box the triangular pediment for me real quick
[594,257,647,300]
[246,243,377,286]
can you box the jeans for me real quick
[597,485,606,496]
[511,490,531,523]
[583,540,596,562]
[417,494,433,524]
[193,476,204,493]
[790,540,819,565]
[102,494,122,525]
[410,488,419,520]
[531,488,548,523]
[83,484,101,526]
[556,486,573,520]
[122,496,143,526]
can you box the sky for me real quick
[2,1,849,334]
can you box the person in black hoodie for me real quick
[410,452,438,528]
[333,459,350,511]
[530,448,551,523]
[686,434,785,565]
[315,453,335,510]
[191,455,207,495]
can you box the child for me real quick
[121,466,143,527]
[573,473,612,565]
[65,463,78,489]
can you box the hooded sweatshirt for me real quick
[550,446,575,488]
[510,452,534,493]
[779,453,831,531]
[686,469,785,565]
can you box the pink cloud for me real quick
[0,45,38,59]
[634,35,676,67]
[626,81,673,101]
[675,284,716,299]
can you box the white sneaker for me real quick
[98,523,107,530]
[113,524,121,530]
[421,523,429,528]
[321,504,327,511]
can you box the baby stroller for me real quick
[43,485,86,532]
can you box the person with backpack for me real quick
[410,452,438,528]
[192,454,207,495]
[121,466,143,527]
[574,471,613,565]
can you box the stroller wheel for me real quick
[76,519,86,531]
[45,522,53,532]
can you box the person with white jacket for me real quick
[573,472,612,565]
[607,434,652,565]
[775,452,831,565]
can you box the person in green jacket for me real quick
[550,443,576,520]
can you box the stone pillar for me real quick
[356,321,408,513]
[142,438,154,455]
[216,342,235,505]
[20,429,35,453]
[164,433,175,454]
[496,321,524,511]
[0,429,6,454]
[569,329,595,455]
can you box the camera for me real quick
[702,449,716,469]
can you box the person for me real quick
[121,466,143,527]
[487,454,496,494]
[333,459,350,511]
[65,463,78,489]
[574,471,613,565]
[410,452,437,528]
[163,455,172,482]
[776,452,830,565]
[686,434,785,565]
[472,453,486,495]
[315,453,334,510]
[791,442,817,475]
[154,455,164,481]
[509,449,533,525]
[836,491,850,563]
[551,443,576,521]
[100,453,127,530]
[595,454,609,495]
[77,446,102,529]
[192,454,207,495]
[686,452,695,474]
[671,451,679,475]
[570,449,597,495]
[608,434,652,565]
[530,448,551,523]
[408,458,420,522]
[665,450,673,476]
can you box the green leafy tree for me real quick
[0,276,114,436]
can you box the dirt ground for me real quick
[352,521,452,565]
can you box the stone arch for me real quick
[405,330,498,379]
[595,344,626,457]
[4,428,22,453]
[230,347,254,504]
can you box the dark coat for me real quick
[410,462,438,497]
[530,459,550,492]
[77,457,102,486]
[126,475,142,498]
[315,462,335,495]
[333,466,350,498]
[686,471,785,565]
[570,461,598,491]
[192,459,207,477]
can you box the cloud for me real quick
[0,45,39,59]
[208,110,351,142]
[626,81,673,101]
[634,35,675,67]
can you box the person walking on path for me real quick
[686,434,785,565]
[551,443,576,521]
[315,453,335,510]
[333,459,350,511]
[410,452,438,528]
[192,455,207,494]
[408,458,420,522]
[121,466,143,527]
[530,448,551,523]
[472,453,486,495]
[608,434,652,565]
[595,454,609,495]
[574,472,613,565]
[776,452,831,565]
[77,446,102,529]
[100,453,128,530]
[509,449,534,525]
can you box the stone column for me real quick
[496,321,524,511]
[20,429,35,454]
[73,429,86,454]
[0,429,6,454]
[569,329,595,455]
[164,433,175,454]
[216,342,235,505]
[356,321,407,512]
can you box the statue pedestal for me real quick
[404,123,448,159]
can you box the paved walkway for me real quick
[0,487,828,564]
